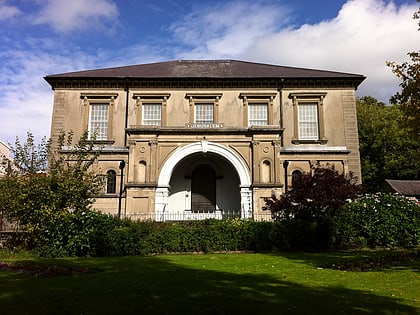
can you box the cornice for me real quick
[46,77,363,90]
[126,126,284,136]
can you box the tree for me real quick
[356,96,420,192]
[386,3,420,136]
[0,131,105,252]
[387,52,420,136]
[264,164,363,222]
[11,132,49,174]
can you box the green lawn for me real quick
[0,251,419,314]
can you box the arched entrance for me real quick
[155,141,252,220]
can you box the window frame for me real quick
[194,102,214,124]
[248,103,269,126]
[185,93,222,126]
[88,103,110,140]
[289,92,327,144]
[81,93,118,142]
[297,102,319,141]
[142,103,162,126]
[133,93,170,127]
[240,93,277,127]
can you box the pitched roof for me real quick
[385,180,420,196]
[45,59,365,82]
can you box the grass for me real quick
[0,250,419,315]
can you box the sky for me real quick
[0,0,419,145]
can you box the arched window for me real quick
[291,170,302,187]
[106,170,117,194]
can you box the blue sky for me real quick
[0,0,418,144]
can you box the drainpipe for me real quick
[124,78,129,147]
[283,160,289,194]
[118,160,126,218]
[279,78,284,146]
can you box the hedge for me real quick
[5,193,419,257]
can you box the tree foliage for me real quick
[387,52,420,136]
[356,96,420,192]
[0,131,105,252]
[386,3,420,136]
[264,165,363,222]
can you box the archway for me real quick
[155,141,252,220]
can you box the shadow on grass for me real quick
[0,255,419,315]
[277,250,420,272]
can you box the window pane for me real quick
[106,170,117,194]
[298,103,319,140]
[89,104,109,140]
[195,103,214,124]
[143,104,162,126]
[249,103,268,126]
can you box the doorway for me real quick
[191,164,216,213]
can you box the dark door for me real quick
[191,164,216,212]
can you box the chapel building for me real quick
[44,60,365,221]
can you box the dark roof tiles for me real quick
[385,180,420,196]
[45,59,365,80]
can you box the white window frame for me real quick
[142,103,162,126]
[248,103,268,126]
[133,93,170,127]
[194,103,214,124]
[88,103,109,140]
[289,92,327,144]
[81,93,117,142]
[298,102,319,140]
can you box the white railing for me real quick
[124,210,273,222]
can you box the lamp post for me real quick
[118,160,126,218]
[283,160,289,194]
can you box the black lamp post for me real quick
[118,160,126,218]
[283,160,289,194]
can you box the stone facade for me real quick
[45,60,365,220]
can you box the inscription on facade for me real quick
[185,123,224,128]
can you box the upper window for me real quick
[195,103,214,124]
[143,103,162,126]
[240,93,276,127]
[186,93,222,127]
[289,92,327,144]
[133,93,170,127]
[298,103,319,140]
[89,103,109,140]
[248,103,268,126]
[81,93,118,142]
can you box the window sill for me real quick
[291,139,328,145]
[96,193,119,198]
[93,140,115,145]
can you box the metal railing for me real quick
[124,210,274,222]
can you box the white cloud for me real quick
[32,0,118,32]
[0,2,21,20]
[1,0,418,145]
[244,0,419,100]
[169,1,292,59]
[169,0,419,102]
[0,41,168,144]
[0,46,99,144]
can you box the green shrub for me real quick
[19,193,420,257]
[33,210,119,257]
[337,193,420,249]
